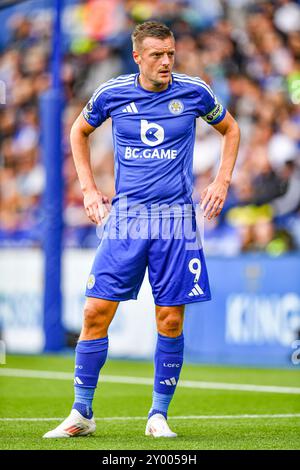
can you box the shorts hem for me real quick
[155,296,212,306]
[85,292,138,302]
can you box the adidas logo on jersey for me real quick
[122,102,138,113]
[188,283,204,297]
[159,377,177,386]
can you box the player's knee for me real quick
[82,304,101,329]
[165,317,182,335]
[80,299,118,340]
[157,309,183,336]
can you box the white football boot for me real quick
[43,409,96,438]
[145,413,177,438]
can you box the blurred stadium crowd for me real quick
[0,0,299,254]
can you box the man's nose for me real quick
[161,53,170,66]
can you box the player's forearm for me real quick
[215,123,240,185]
[70,125,97,194]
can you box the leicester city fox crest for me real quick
[168,99,184,115]
[87,274,95,289]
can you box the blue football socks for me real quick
[148,333,184,420]
[72,336,108,419]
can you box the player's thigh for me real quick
[148,216,211,306]
[86,216,148,301]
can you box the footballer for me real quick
[44,21,240,438]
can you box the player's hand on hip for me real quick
[83,189,110,225]
[200,178,229,220]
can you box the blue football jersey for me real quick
[82,73,226,215]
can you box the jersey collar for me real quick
[135,73,173,93]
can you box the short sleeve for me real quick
[82,89,110,128]
[195,82,226,125]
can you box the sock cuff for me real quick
[72,402,93,419]
[148,409,167,420]
[76,336,109,353]
[157,332,184,353]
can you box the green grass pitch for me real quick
[0,355,299,450]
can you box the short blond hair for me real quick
[132,21,174,50]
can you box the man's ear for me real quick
[132,50,141,65]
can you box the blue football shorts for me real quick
[85,214,211,306]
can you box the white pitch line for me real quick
[0,368,300,395]
[1,414,300,422]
